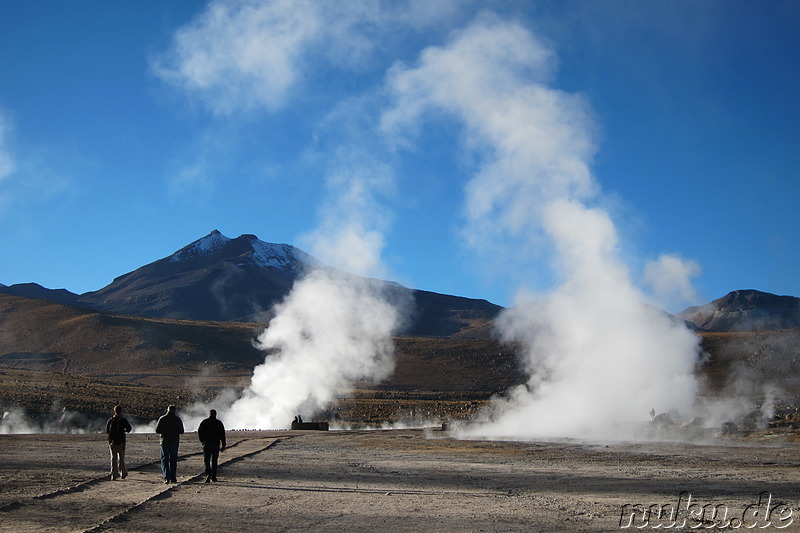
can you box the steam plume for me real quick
[158,6,704,437]
[384,15,701,439]
[215,143,407,429]
[223,270,405,429]
[154,1,417,430]
[470,201,700,438]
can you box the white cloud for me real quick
[153,0,466,116]
[0,110,73,215]
[154,0,322,115]
[164,129,224,201]
[0,110,16,182]
[168,161,214,200]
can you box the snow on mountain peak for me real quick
[250,238,318,273]
[169,230,231,263]
[166,230,321,276]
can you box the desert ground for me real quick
[2,294,799,530]
[1,428,798,532]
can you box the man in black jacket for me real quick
[106,405,132,480]
[197,409,226,482]
[155,405,184,484]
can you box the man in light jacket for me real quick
[106,405,132,480]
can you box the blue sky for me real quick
[1,1,798,312]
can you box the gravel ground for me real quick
[1,429,799,532]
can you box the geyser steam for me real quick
[217,94,405,430]
[155,2,416,430]
[219,152,405,429]
[224,270,404,429]
[471,200,700,439]
[384,15,702,439]
[161,5,705,437]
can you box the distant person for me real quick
[197,409,227,483]
[106,405,132,481]
[155,405,184,484]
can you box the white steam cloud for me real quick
[644,253,702,312]
[383,15,596,246]
[224,270,405,429]
[157,4,705,438]
[0,405,104,435]
[384,15,701,439]
[476,201,700,438]
[300,147,395,279]
[156,0,416,429]
[219,144,409,429]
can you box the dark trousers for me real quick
[204,446,220,479]
[160,441,179,482]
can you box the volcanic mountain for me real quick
[77,231,313,323]
[678,289,800,332]
[2,231,501,338]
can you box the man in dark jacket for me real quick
[155,405,184,484]
[106,405,132,480]
[197,409,226,482]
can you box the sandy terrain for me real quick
[1,429,798,532]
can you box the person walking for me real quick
[197,409,227,482]
[154,405,184,484]
[106,405,132,481]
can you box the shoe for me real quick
[170,479,177,484]
[111,475,118,481]
[164,479,170,484]
[121,471,127,479]
[205,475,211,483]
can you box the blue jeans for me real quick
[160,441,179,482]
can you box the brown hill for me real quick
[697,328,800,395]
[679,289,800,331]
[0,294,517,424]
[0,293,264,381]
[3,293,799,428]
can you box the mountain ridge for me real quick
[1,231,501,338]
[2,232,798,334]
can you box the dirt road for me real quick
[1,429,798,532]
